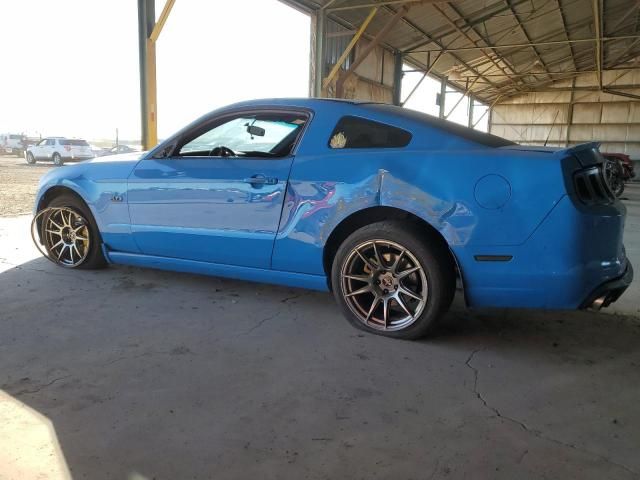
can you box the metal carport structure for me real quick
[136,0,640,156]
[279,0,640,155]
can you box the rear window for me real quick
[329,116,412,149]
[9,134,22,139]
[59,139,89,146]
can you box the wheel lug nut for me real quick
[383,289,388,294]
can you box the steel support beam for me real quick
[401,51,443,105]
[504,0,551,78]
[150,0,176,42]
[328,0,443,12]
[554,0,577,72]
[438,77,446,118]
[401,0,530,52]
[322,6,378,91]
[445,76,479,119]
[410,35,640,54]
[593,0,603,89]
[312,9,326,97]
[432,3,521,92]
[393,51,404,105]
[137,0,155,150]
[386,4,503,92]
[137,0,176,150]
[602,88,640,100]
[336,5,410,97]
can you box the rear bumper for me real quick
[579,262,634,309]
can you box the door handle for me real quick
[243,175,278,186]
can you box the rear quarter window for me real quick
[328,116,412,149]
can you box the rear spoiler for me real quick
[553,142,603,167]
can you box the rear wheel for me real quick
[52,152,63,166]
[604,159,625,197]
[40,194,107,269]
[26,152,35,164]
[331,221,455,340]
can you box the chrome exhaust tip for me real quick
[591,295,607,310]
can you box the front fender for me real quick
[34,160,140,253]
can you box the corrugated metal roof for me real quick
[279,0,640,102]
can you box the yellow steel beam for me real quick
[145,39,158,148]
[322,6,378,90]
[150,0,176,42]
[140,0,175,149]
[336,4,411,96]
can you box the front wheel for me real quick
[331,221,456,340]
[26,152,36,164]
[52,152,63,166]
[38,194,107,269]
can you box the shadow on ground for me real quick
[1,255,639,479]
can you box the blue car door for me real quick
[127,110,308,269]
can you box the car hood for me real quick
[38,152,147,196]
[86,151,147,163]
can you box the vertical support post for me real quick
[313,9,326,97]
[138,0,156,150]
[593,0,603,90]
[392,51,403,106]
[468,97,474,128]
[146,38,158,148]
[566,77,576,147]
[438,77,446,118]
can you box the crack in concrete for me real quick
[464,349,639,477]
[15,374,72,396]
[244,313,279,335]
[280,293,305,303]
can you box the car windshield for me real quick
[59,139,89,146]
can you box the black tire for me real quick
[26,152,36,164]
[331,221,456,340]
[43,194,107,269]
[52,152,63,166]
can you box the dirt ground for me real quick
[0,155,55,216]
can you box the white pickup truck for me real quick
[0,133,25,157]
[26,137,94,165]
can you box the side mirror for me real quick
[247,125,265,137]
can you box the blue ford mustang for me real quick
[33,98,633,339]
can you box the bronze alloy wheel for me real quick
[42,207,91,267]
[340,239,428,331]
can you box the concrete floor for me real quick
[0,186,639,480]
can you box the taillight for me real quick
[573,165,614,205]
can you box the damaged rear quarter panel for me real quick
[272,144,565,277]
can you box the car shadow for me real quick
[1,256,639,479]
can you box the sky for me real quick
[0,0,484,143]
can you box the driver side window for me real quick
[177,111,307,158]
